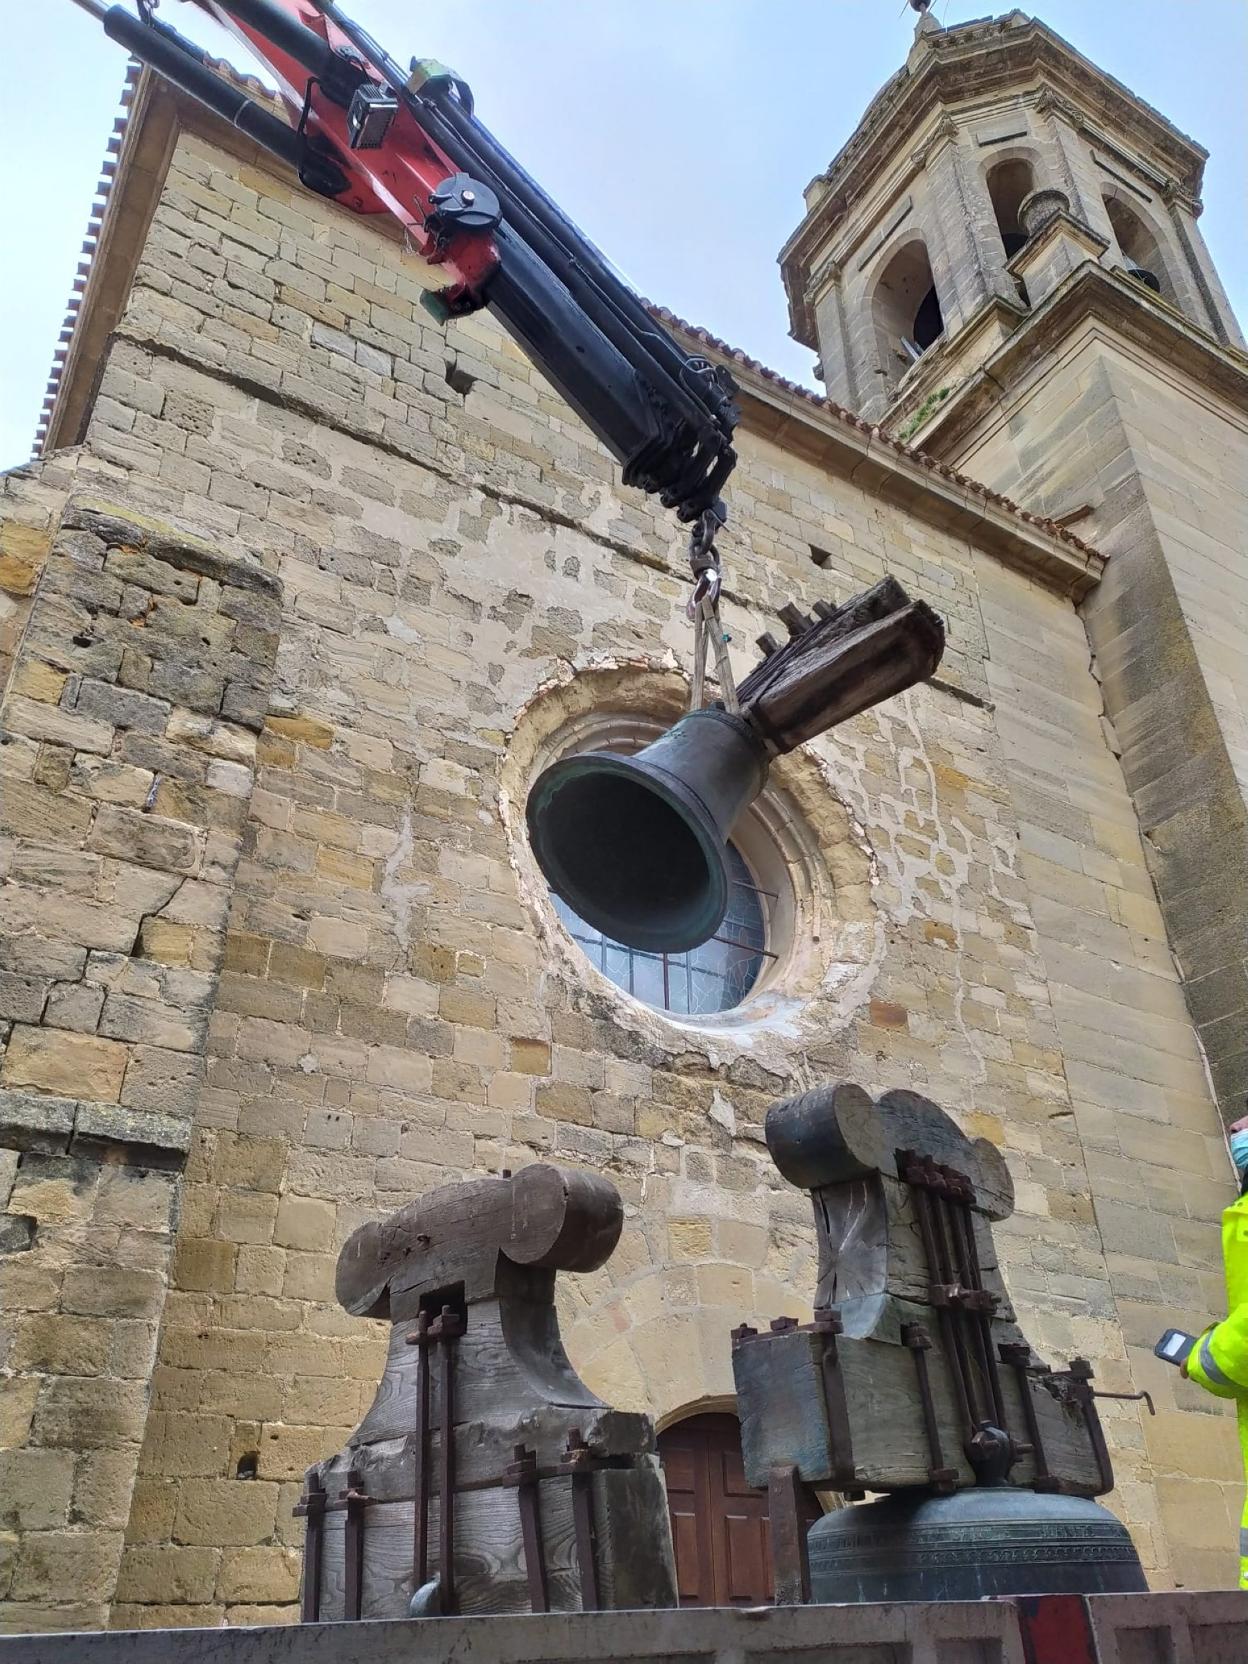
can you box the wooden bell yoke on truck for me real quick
[298,1163,677,1620]
[733,1083,1153,1604]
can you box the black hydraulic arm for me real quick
[68,0,740,524]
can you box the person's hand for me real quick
[1232,1114,1248,1135]
[1180,1358,1189,1379]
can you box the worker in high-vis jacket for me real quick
[1183,1112,1248,1589]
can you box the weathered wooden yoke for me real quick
[296,1164,677,1620]
[733,1084,1148,1600]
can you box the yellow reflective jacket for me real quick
[1185,1189,1248,1589]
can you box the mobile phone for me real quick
[1154,1328,1196,1366]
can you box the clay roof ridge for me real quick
[33,58,143,458]
[644,304,1098,558]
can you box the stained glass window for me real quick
[553,842,770,1015]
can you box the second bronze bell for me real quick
[525,707,769,955]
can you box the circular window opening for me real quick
[531,712,792,1019]
[504,667,877,1045]
[552,839,772,1016]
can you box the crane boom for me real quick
[70,0,740,527]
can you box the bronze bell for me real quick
[525,708,770,954]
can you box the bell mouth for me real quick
[527,752,729,955]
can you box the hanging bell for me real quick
[526,708,770,955]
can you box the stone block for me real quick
[1,1027,128,1102]
[266,944,326,989]
[62,1264,166,1320]
[120,1046,204,1115]
[72,678,171,734]
[0,1089,77,1151]
[0,1214,37,1253]
[124,1478,178,1545]
[104,546,202,602]
[8,658,69,705]
[272,1194,334,1251]
[31,1376,149,1449]
[0,1376,41,1448]
[135,918,197,966]
[216,1191,279,1245]
[220,677,271,730]
[0,972,48,1024]
[11,1528,124,1603]
[75,1099,193,1152]
[11,1312,111,1376]
[0,1149,16,1208]
[166,709,256,763]
[263,713,334,749]
[0,777,93,844]
[116,1545,221,1606]
[93,1165,178,1232]
[216,1544,302,1604]
[0,1448,75,1531]
[256,1422,337,1481]
[8,1152,100,1223]
[99,992,203,1053]
[0,522,49,596]
[364,1045,433,1093]
[90,806,201,874]
[172,1478,279,1545]
[510,1037,552,1075]
[43,981,106,1033]
[172,1236,238,1292]
[4,694,113,755]
[69,756,156,807]
[0,938,87,982]
[142,1410,233,1480]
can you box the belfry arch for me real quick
[986,157,1037,258]
[1103,192,1178,308]
[871,238,944,383]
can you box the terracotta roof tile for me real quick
[645,305,1099,559]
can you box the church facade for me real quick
[0,9,1245,1631]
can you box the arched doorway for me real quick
[657,1411,820,1607]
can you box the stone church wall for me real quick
[0,115,1239,1629]
[941,316,1248,1138]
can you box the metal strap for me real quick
[342,1467,366,1621]
[564,1431,600,1611]
[510,1445,549,1613]
[406,1310,431,1594]
[295,1469,325,1623]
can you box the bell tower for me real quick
[782,10,1248,1132]
[782,8,1243,427]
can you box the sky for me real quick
[3,0,1245,471]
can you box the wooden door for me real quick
[658,1412,773,1607]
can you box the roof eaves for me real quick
[645,305,1101,568]
[33,59,141,458]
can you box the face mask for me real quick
[1230,1130,1248,1179]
